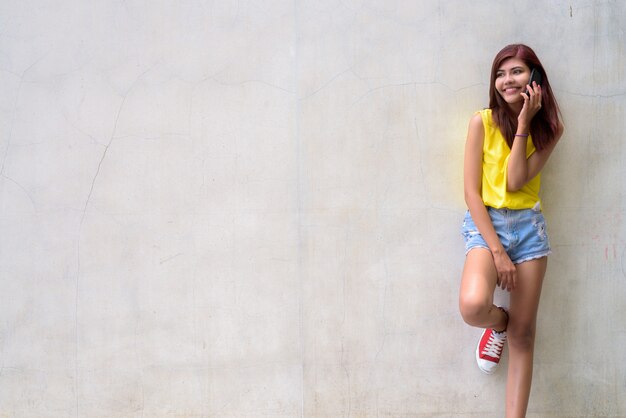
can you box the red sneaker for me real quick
[475,328,507,374]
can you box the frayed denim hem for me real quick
[512,250,552,265]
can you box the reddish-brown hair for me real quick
[488,44,562,151]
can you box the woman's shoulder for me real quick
[469,112,482,127]
[470,108,491,128]
[467,111,486,139]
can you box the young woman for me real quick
[459,44,563,417]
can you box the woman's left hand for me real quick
[518,81,542,126]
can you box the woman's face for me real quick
[494,57,531,108]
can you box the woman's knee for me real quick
[459,293,491,326]
[508,321,536,351]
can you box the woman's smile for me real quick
[495,57,531,105]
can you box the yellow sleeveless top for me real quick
[479,109,541,209]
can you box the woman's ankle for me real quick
[495,306,509,333]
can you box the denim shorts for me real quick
[462,206,551,264]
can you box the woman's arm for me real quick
[508,124,563,191]
[507,82,563,191]
[464,113,517,291]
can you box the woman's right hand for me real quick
[518,81,542,127]
[492,249,517,291]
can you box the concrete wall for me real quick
[1,1,624,416]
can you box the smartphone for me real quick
[524,68,543,95]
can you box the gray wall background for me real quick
[1,0,625,416]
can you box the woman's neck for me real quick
[508,101,523,114]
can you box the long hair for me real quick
[488,44,562,151]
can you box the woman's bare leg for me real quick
[459,248,508,331]
[505,257,547,417]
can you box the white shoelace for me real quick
[481,332,506,358]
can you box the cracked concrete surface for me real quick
[0,1,625,416]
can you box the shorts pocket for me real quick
[532,214,548,241]
[461,213,481,241]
